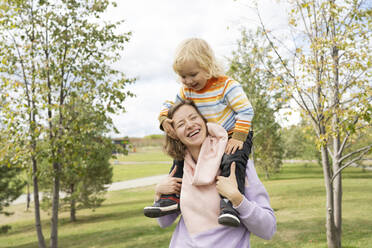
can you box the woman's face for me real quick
[172,104,207,149]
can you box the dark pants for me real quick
[220,131,253,194]
[169,131,253,195]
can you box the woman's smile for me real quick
[187,128,200,138]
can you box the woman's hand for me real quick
[225,138,243,154]
[155,166,182,201]
[216,162,243,207]
[162,118,177,139]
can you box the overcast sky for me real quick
[104,0,294,138]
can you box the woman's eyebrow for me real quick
[174,112,197,125]
[174,118,185,125]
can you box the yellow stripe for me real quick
[203,108,233,125]
[230,94,250,110]
[234,127,250,133]
[216,108,234,124]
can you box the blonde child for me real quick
[144,38,254,227]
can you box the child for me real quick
[144,38,254,227]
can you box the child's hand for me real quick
[155,166,182,201]
[225,138,243,154]
[162,118,177,139]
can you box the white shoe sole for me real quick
[144,204,178,212]
[143,204,179,218]
[218,213,240,227]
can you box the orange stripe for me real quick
[235,125,251,130]
[237,120,251,123]
[236,123,251,128]
[221,79,236,96]
[189,95,223,102]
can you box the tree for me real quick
[281,122,320,162]
[0,1,134,247]
[0,140,25,218]
[0,128,25,233]
[255,1,372,247]
[40,98,116,222]
[0,165,24,214]
[228,29,284,178]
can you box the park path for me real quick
[12,173,168,205]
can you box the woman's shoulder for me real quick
[244,160,262,186]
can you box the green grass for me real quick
[1,148,372,248]
[114,146,172,162]
[1,187,175,248]
[112,162,171,182]
[111,147,172,182]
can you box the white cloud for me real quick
[105,0,292,137]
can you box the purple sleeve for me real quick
[234,160,276,240]
[157,212,180,228]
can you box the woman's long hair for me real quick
[163,100,207,161]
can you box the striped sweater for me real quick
[159,76,254,141]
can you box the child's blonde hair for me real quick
[173,38,224,78]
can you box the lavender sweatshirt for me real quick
[157,160,276,248]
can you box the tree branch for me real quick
[339,144,372,163]
[7,31,31,106]
[331,145,372,183]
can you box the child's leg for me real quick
[143,160,184,218]
[220,131,253,194]
[218,131,253,227]
[169,159,184,178]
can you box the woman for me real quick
[153,100,276,248]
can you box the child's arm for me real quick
[161,118,177,139]
[224,79,254,143]
[158,88,187,135]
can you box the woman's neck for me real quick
[188,145,201,163]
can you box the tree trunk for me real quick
[265,164,270,179]
[320,139,339,248]
[332,161,342,248]
[70,184,76,222]
[26,183,31,211]
[50,162,61,248]
[330,13,342,247]
[32,157,46,248]
[332,126,342,247]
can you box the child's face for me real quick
[177,60,210,91]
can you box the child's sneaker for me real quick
[143,194,180,218]
[218,198,240,227]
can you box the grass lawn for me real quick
[1,148,372,248]
[113,146,172,162]
[111,147,172,182]
[112,162,171,182]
